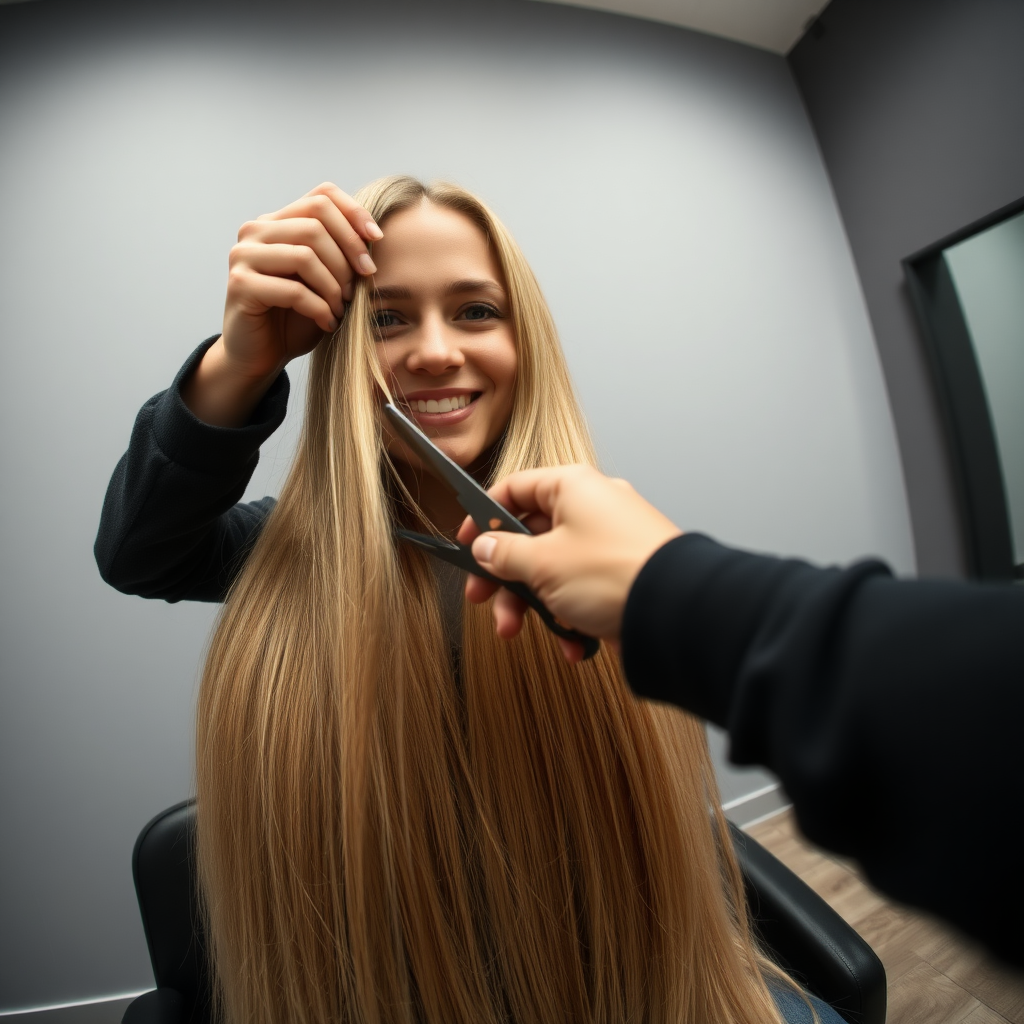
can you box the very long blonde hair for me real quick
[196,176,791,1024]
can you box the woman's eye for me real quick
[459,303,502,322]
[372,310,401,329]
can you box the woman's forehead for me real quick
[372,201,504,291]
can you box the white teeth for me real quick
[412,395,471,413]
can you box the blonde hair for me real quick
[196,176,792,1024]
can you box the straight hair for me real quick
[196,176,795,1024]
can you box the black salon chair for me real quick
[123,799,886,1024]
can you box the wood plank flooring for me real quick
[746,809,1024,1024]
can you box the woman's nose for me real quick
[405,320,465,375]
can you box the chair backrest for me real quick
[132,799,211,1024]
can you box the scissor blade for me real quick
[394,529,504,582]
[394,528,601,661]
[383,403,528,535]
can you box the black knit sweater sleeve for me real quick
[621,533,1024,965]
[94,337,290,603]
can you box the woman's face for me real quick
[371,200,517,472]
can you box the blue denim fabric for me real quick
[771,983,846,1023]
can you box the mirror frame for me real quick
[903,195,1024,583]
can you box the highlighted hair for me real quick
[196,176,792,1024]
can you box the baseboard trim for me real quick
[722,783,791,829]
[0,994,146,1024]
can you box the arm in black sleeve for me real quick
[95,337,290,603]
[621,533,1024,966]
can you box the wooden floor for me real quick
[746,809,1024,1024]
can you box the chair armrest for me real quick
[730,822,887,1024]
[122,988,186,1024]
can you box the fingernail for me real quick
[473,535,497,564]
[358,253,377,274]
[365,221,383,240]
[328,317,339,330]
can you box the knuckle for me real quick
[237,219,259,240]
[225,267,249,294]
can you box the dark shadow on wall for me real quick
[789,0,1024,578]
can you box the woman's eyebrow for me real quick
[373,285,413,300]
[444,279,504,298]
[371,280,505,302]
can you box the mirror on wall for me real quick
[904,197,1024,583]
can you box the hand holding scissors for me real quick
[459,465,684,663]
[384,404,601,660]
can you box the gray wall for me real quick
[0,0,911,1010]
[789,0,1024,578]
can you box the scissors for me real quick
[383,402,600,661]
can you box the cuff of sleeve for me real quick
[149,336,290,474]
[620,533,794,726]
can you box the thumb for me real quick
[471,531,537,585]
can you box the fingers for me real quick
[228,180,385,340]
[236,220,351,312]
[470,532,531,584]
[456,513,481,547]
[520,511,553,535]
[230,243,345,323]
[472,572,586,664]
[556,637,586,664]
[484,464,595,521]
[492,587,528,640]
[262,184,381,281]
[226,266,339,334]
[482,467,562,519]
[455,509,551,546]
[305,182,383,242]
[464,571,499,604]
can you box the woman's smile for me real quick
[401,387,482,424]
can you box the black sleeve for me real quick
[621,533,1024,966]
[94,337,290,603]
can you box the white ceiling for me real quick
[529,0,830,54]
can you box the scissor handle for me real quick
[501,579,601,660]
[395,529,600,660]
[382,403,600,660]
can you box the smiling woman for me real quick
[95,176,827,1024]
